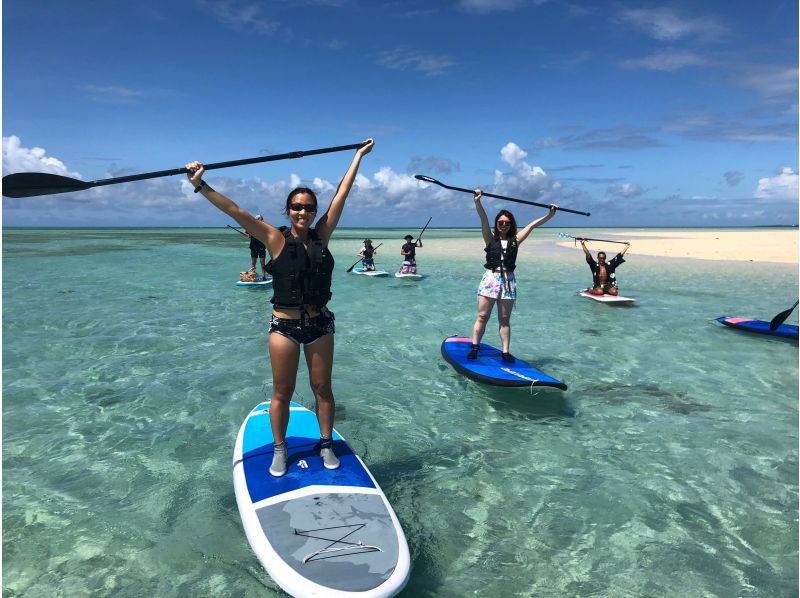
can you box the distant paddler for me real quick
[398,216,430,275]
[185,138,374,477]
[468,190,557,363]
[245,215,269,280]
[357,239,378,271]
[580,238,630,296]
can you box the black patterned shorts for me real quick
[269,310,335,345]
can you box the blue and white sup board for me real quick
[236,276,273,286]
[352,268,389,277]
[716,316,799,340]
[441,336,568,390]
[233,401,411,597]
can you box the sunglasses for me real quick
[289,203,317,213]
[497,221,512,226]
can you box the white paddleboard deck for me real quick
[233,401,410,597]
[394,273,423,279]
[579,290,635,303]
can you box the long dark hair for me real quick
[493,209,518,239]
[284,187,318,215]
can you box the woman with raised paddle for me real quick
[186,138,374,477]
[467,190,558,363]
[580,239,630,296]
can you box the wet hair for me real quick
[404,235,413,241]
[284,187,318,215]
[493,210,518,239]
[597,251,607,260]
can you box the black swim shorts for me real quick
[269,310,335,345]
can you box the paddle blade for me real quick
[2,173,93,198]
[770,300,799,331]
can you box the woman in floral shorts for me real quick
[468,190,558,363]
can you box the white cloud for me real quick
[375,48,454,75]
[618,7,726,41]
[621,50,707,72]
[607,183,645,198]
[754,167,799,200]
[2,135,81,178]
[734,65,798,101]
[458,0,526,13]
[500,142,528,168]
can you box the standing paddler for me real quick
[185,138,374,477]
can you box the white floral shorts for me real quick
[477,270,517,300]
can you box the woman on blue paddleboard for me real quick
[186,139,374,476]
[467,190,557,363]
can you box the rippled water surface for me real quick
[3,227,798,596]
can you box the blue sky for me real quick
[3,0,798,227]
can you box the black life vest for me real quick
[363,245,374,259]
[484,236,518,272]
[270,227,334,309]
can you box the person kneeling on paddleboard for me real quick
[186,139,374,477]
[580,239,630,296]
[358,239,377,271]
[468,190,557,363]
[245,215,269,280]
[399,234,422,274]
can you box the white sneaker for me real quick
[269,442,288,477]
[319,440,340,470]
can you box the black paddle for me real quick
[414,175,590,216]
[2,142,367,198]
[558,232,628,245]
[227,224,248,237]
[346,243,384,273]
[769,300,798,331]
[415,216,433,242]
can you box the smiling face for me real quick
[597,252,607,264]
[493,210,517,239]
[285,188,318,231]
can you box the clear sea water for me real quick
[3,227,798,597]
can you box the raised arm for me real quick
[473,190,493,245]
[517,204,557,244]
[315,139,374,243]
[186,162,284,257]
[620,241,630,256]
[579,239,592,258]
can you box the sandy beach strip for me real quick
[553,229,798,263]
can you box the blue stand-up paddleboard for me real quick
[716,316,799,340]
[233,401,411,597]
[236,276,273,287]
[441,336,568,390]
[352,268,389,277]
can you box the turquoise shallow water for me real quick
[3,227,798,597]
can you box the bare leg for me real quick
[304,334,335,439]
[268,333,301,444]
[259,256,268,279]
[497,299,515,353]
[472,295,496,345]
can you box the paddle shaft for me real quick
[227,224,248,237]
[415,216,433,242]
[568,235,628,245]
[3,142,366,198]
[77,143,365,188]
[415,175,590,216]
